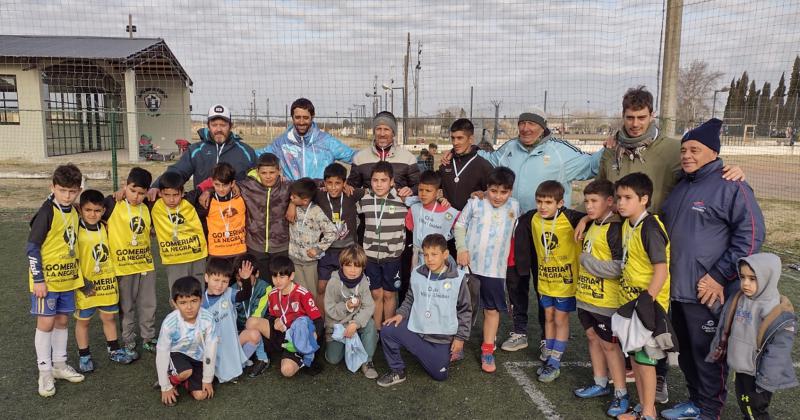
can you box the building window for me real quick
[0,75,20,125]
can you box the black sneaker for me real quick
[248,359,270,378]
[377,369,407,387]
[304,361,324,376]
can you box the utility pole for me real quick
[285,104,288,129]
[469,86,474,119]
[491,100,502,144]
[659,0,682,137]
[414,41,422,135]
[126,14,137,38]
[251,90,257,134]
[266,98,270,136]
[544,90,548,114]
[403,32,410,145]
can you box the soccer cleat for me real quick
[660,401,700,420]
[52,364,85,383]
[573,383,610,399]
[248,359,270,378]
[537,364,560,383]
[481,353,496,373]
[500,332,528,352]
[123,346,140,362]
[142,339,158,353]
[607,394,630,417]
[655,375,669,403]
[538,340,549,362]
[38,371,56,397]
[109,349,134,365]
[78,355,94,373]
[361,361,378,379]
[376,369,407,387]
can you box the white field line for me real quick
[503,361,592,419]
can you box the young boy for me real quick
[28,164,86,397]
[155,276,217,406]
[406,170,459,267]
[518,180,585,382]
[104,167,157,353]
[206,162,247,260]
[151,171,208,292]
[288,177,337,301]
[572,180,629,416]
[454,167,519,373]
[74,189,136,373]
[315,163,364,313]
[200,257,252,383]
[613,172,670,420]
[378,234,471,387]
[707,253,797,420]
[357,161,409,329]
[323,244,378,378]
[263,256,324,378]
[235,253,273,377]
[240,152,292,279]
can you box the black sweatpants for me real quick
[735,373,773,420]
[505,267,544,339]
[672,301,729,419]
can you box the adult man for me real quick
[660,118,765,420]
[347,111,419,196]
[256,97,354,181]
[148,104,256,201]
[438,118,493,211]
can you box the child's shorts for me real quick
[74,304,120,320]
[539,294,576,312]
[365,259,402,292]
[30,290,75,316]
[169,352,204,391]
[477,274,508,311]
[317,247,343,281]
[264,329,304,367]
[577,308,616,343]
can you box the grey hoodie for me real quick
[727,253,782,375]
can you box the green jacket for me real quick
[597,133,680,214]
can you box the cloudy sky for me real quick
[1,0,798,120]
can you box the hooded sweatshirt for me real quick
[256,123,355,181]
[727,253,782,375]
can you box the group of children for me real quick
[28,155,795,418]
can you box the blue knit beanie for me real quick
[682,118,722,153]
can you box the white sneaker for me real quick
[38,371,56,397]
[500,332,529,352]
[52,364,85,383]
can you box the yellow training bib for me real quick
[577,221,622,308]
[151,198,208,264]
[29,204,82,292]
[75,223,118,309]
[107,200,154,276]
[620,214,671,311]
[532,211,579,298]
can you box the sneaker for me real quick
[607,394,630,417]
[361,361,378,379]
[248,359,270,378]
[538,340,549,362]
[109,349,134,365]
[573,383,610,398]
[52,364,85,383]
[500,332,528,352]
[655,375,669,404]
[123,346,140,362]
[660,401,700,420]
[142,339,158,353]
[537,364,560,383]
[38,371,56,397]
[78,355,94,373]
[376,369,407,387]
[481,353,496,373]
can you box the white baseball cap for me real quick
[207,104,231,123]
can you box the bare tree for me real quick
[678,60,723,131]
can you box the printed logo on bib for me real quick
[168,213,186,225]
[129,216,146,234]
[541,231,559,250]
[93,243,110,263]
[62,226,76,245]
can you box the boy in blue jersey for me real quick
[28,164,86,397]
[454,167,519,373]
[155,276,218,406]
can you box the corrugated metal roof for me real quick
[0,35,163,59]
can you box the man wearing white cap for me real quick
[148,104,256,201]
